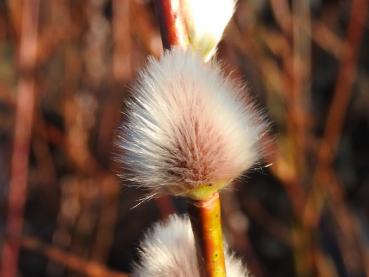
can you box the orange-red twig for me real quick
[1,1,40,276]
[153,0,188,49]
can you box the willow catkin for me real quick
[117,48,267,199]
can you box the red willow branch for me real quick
[1,1,40,276]
[153,0,188,49]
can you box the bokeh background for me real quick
[0,0,369,276]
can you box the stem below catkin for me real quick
[188,192,226,277]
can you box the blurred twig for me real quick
[270,0,292,35]
[112,0,132,82]
[270,0,347,59]
[91,176,120,263]
[302,0,368,275]
[3,234,129,277]
[222,190,265,277]
[305,0,369,229]
[317,0,368,167]
[131,1,162,57]
[1,1,40,276]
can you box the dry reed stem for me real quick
[1,1,40,276]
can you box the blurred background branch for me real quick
[1,1,40,276]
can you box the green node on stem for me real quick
[184,181,228,201]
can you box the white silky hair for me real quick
[132,214,250,277]
[118,48,267,198]
[180,0,237,61]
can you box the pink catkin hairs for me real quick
[117,48,268,198]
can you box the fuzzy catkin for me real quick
[117,48,267,197]
[132,215,249,277]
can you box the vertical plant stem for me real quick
[188,193,226,277]
[153,0,188,49]
[1,0,40,276]
[153,2,226,275]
